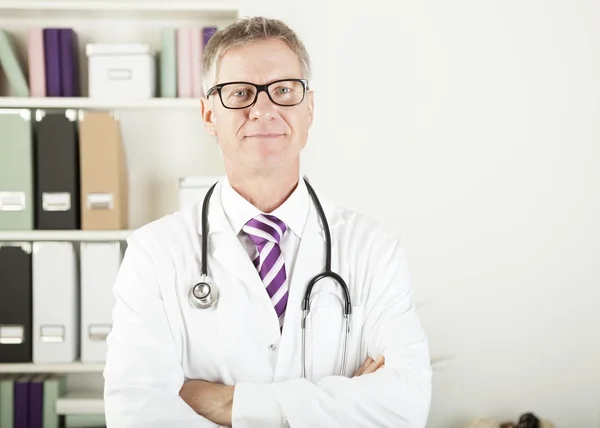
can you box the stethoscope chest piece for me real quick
[189,277,219,309]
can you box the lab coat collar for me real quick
[220,174,309,239]
[196,177,344,240]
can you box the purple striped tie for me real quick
[243,214,288,330]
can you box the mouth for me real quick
[245,133,284,139]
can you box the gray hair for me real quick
[201,16,312,95]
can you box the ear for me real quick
[307,90,315,127]
[200,97,217,136]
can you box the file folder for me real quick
[0,243,32,363]
[43,29,62,97]
[34,109,80,230]
[80,241,123,362]
[78,111,129,230]
[0,110,34,230]
[28,28,46,97]
[32,242,78,364]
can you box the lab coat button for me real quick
[269,343,276,351]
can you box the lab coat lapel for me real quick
[274,189,343,381]
[207,182,282,339]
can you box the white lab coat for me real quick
[103,180,432,428]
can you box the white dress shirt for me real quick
[220,175,310,280]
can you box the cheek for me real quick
[215,112,245,138]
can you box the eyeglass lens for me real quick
[219,80,305,108]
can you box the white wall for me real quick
[241,0,600,426]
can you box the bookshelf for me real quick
[0,0,239,19]
[0,230,133,242]
[0,96,201,110]
[0,0,238,420]
[0,362,104,374]
[56,392,104,415]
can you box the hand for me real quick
[353,355,385,377]
[179,379,234,427]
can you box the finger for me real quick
[353,357,373,377]
[354,357,373,376]
[362,355,385,375]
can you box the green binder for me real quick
[0,109,34,230]
[0,375,14,428]
[43,374,67,428]
[0,29,30,97]
[160,28,177,98]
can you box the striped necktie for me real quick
[242,214,289,330]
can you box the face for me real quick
[201,39,314,174]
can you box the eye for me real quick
[233,90,248,97]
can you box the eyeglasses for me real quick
[206,78,309,109]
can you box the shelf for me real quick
[56,392,104,415]
[0,362,104,374]
[0,0,239,19]
[0,230,133,242]
[0,97,201,110]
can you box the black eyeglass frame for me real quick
[205,78,310,109]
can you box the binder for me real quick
[0,243,32,363]
[78,111,129,230]
[80,241,123,362]
[28,28,46,97]
[13,375,31,428]
[190,27,203,98]
[42,375,67,428]
[32,242,78,364]
[0,374,15,428]
[59,29,79,97]
[0,30,30,97]
[34,109,80,230]
[160,28,177,98]
[176,28,192,98]
[0,110,34,230]
[43,29,62,97]
[28,374,45,428]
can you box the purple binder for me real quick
[203,26,217,47]
[14,377,30,428]
[43,28,62,96]
[59,29,79,97]
[29,376,44,428]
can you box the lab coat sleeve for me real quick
[103,233,219,428]
[232,236,432,428]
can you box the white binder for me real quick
[32,242,78,363]
[80,241,123,363]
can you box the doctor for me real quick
[103,16,432,428]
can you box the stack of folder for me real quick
[0,240,124,365]
[160,26,217,98]
[0,28,79,98]
[0,109,129,231]
[0,374,67,428]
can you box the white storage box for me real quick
[86,43,156,99]
[179,176,223,211]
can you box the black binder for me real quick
[34,109,80,230]
[0,243,32,363]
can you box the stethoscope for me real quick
[188,177,352,378]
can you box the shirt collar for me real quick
[220,174,309,238]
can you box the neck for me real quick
[225,161,300,213]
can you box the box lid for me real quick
[86,43,153,57]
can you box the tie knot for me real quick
[243,214,287,247]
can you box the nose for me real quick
[248,91,277,121]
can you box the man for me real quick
[103,16,432,427]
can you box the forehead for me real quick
[216,39,303,84]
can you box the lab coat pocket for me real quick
[308,291,365,382]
